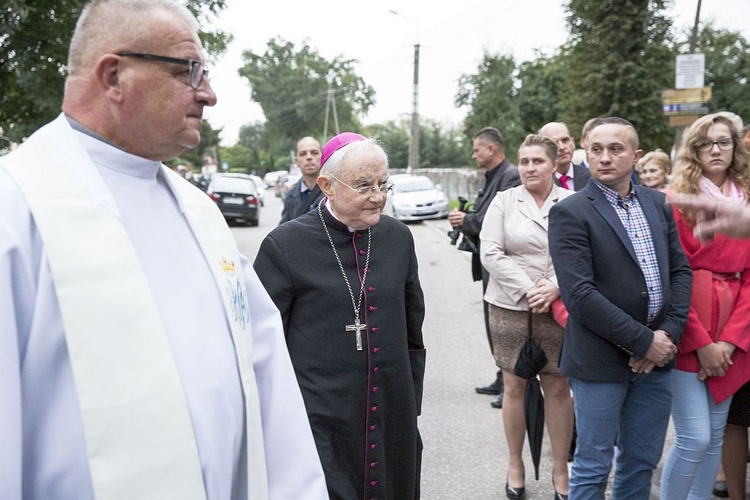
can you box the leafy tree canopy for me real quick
[455,53,525,162]
[238,37,375,149]
[559,0,675,152]
[516,52,565,135]
[686,23,750,122]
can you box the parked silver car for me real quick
[388,174,449,222]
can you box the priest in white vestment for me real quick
[0,1,327,499]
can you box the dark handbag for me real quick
[513,310,548,379]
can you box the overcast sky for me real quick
[201,0,750,146]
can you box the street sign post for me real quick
[676,53,705,89]
[661,87,711,127]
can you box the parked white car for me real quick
[388,174,449,222]
[248,174,266,206]
[262,170,287,189]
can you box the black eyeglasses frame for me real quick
[117,51,208,89]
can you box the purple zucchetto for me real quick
[320,132,367,167]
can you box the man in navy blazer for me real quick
[539,122,591,192]
[548,117,692,499]
[279,136,325,225]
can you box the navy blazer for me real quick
[279,179,324,225]
[554,163,591,192]
[548,180,692,382]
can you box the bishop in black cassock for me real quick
[254,133,426,500]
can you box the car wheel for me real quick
[249,218,259,227]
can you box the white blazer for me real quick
[480,184,574,310]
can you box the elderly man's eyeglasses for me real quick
[329,174,393,196]
[697,138,733,152]
[117,52,208,89]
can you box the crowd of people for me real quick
[451,116,750,500]
[2,1,750,499]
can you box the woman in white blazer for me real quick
[480,134,575,500]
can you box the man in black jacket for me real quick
[449,127,521,408]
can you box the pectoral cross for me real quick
[346,318,366,351]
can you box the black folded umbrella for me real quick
[524,376,545,480]
[513,311,547,481]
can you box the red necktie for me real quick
[559,174,571,190]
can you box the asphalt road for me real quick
[233,194,684,500]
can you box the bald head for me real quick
[67,0,197,77]
[295,136,322,184]
[61,0,215,161]
[539,122,575,174]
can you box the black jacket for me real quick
[462,158,521,280]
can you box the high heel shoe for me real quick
[552,472,569,500]
[505,473,525,500]
[505,482,525,500]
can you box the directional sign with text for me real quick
[661,87,712,117]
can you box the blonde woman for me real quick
[637,149,672,190]
[661,113,750,499]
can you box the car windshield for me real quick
[394,177,435,193]
[211,178,256,195]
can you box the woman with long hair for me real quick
[481,134,575,500]
[661,113,750,499]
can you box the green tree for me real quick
[455,53,525,161]
[367,120,410,171]
[559,0,675,151]
[237,122,268,173]
[366,119,468,170]
[220,144,255,173]
[686,24,750,121]
[516,52,565,134]
[238,121,295,175]
[0,0,230,144]
[238,37,376,147]
[419,120,469,169]
[180,120,222,168]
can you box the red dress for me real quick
[672,205,750,403]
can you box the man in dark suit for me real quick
[540,122,591,191]
[449,127,521,408]
[548,117,692,498]
[279,136,325,224]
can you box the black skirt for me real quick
[727,380,750,427]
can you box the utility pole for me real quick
[389,10,420,171]
[689,0,702,53]
[323,87,340,141]
[674,0,702,152]
[409,43,420,172]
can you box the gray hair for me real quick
[68,0,198,75]
[320,139,389,177]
